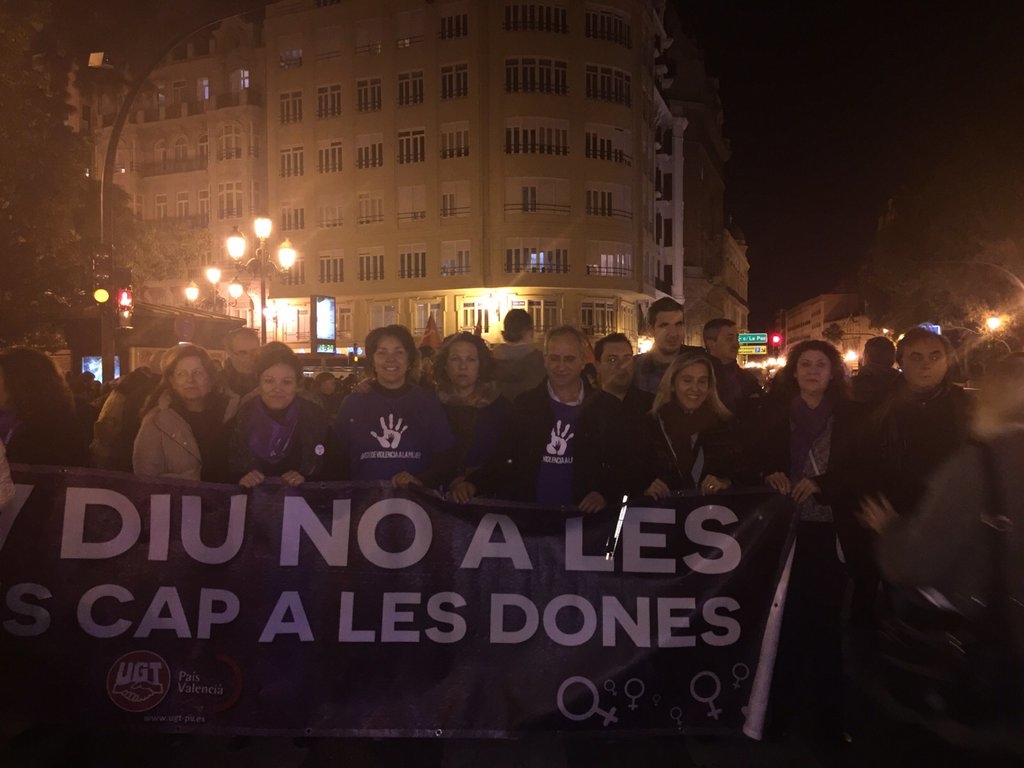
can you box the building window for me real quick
[318,197,343,228]
[217,126,241,160]
[521,185,537,212]
[176,191,189,218]
[585,65,631,106]
[461,301,490,334]
[280,146,304,177]
[399,246,427,278]
[440,63,469,99]
[441,240,471,276]
[198,189,209,222]
[281,254,306,286]
[317,83,342,118]
[197,77,210,101]
[173,137,188,161]
[397,129,426,164]
[281,205,305,231]
[370,302,398,328]
[440,122,469,158]
[155,193,168,219]
[505,57,567,94]
[356,78,383,112]
[317,140,343,173]
[585,189,613,217]
[338,305,353,335]
[217,182,242,219]
[279,48,304,68]
[357,135,384,168]
[508,298,559,333]
[505,177,570,215]
[440,180,470,217]
[280,91,303,124]
[398,185,427,221]
[580,300,616,335]
[198,134,209,159]
[440,12,468,39]
[505,117,568,155]
[232,69,250,91]
[584,124,631,165]
[319,251,344,283]
[585,241,632,276]
[397,70,424,106]
[504,4,568,33]
[359,251,385,281]
[584,6,631,48]
[413,301,442,335]
[358,193,384,224]
[504,239,569,274]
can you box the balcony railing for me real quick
[586,264,632,277]
[136,156,209,177]
[397,210,427,222]
[504,263,570,274]
[503,202,570,214]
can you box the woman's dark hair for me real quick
[142,344,218,414]
[365,325,419,383]
[0,347,75,424]
[772,340,851,401]
[433,332,494,392]
[256,342,303,380]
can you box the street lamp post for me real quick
[227,219,297,344]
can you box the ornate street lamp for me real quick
[227,218,297,343]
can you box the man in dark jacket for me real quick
[702,318,762,421]
[852,336,899,407]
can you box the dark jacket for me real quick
[709,357,762,422]
[643,403,744,493]
[851,364,900,407]
[468,379,607,505]
[576,386,654,499]
[229,396,329,481]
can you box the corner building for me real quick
[263,0,701,349]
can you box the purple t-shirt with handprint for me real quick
[534,398,580,505]
[335,385,455,481]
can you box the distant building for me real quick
[781,291,887,368]
[84,1,748,355]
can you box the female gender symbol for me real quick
[690,671,723,719]
[669,706,684,730]
[652,693,662,707]
[604,679,617,696]
[624,678,645,710]
[556,677,619,726]
[731,663,750,689]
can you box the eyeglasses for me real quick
[173,368,208,382]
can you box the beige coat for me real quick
[132,392,239,481]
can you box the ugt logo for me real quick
[106,650,171,713]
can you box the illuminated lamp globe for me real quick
[205,266,222,285]
[184,282,200,303]
[228,279,245,300]
[254,216,272,241]
[986,316,1004,332]
[93,287,110,303]
[277,239,297,270]
[226,227,247,261]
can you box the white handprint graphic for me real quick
[546,420,574,456]
[371,413,408,448]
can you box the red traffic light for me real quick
[117,288,133,309]
[770,333,783,346]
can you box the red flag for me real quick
[584,335,597,365]
[420,316,442,350]
[473,316,482,336]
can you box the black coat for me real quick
[643,405,745,493]
[6,408,90,467]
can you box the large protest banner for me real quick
[0,467,794,737]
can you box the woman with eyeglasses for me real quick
[133,344,238,482]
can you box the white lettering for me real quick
[357,498,432,569]
[181,495,247,564]
[134,586,191,638]
[61,488,141,559]
[280,497,351,566]
[461,514,532,570]
[78,584,134,638]
[564,517,614,572]
[259,591,314,642]
[425,592,467,643]
[622,507,676,574]
[197,589,240,639]
[600,596,650,647]
[542,594,598,647]
[490,593,538,643]
[381,592,420,642]
[683,505,741,574]
[3,582,51,636]
[656,597,696,648]
[701,597,741,646]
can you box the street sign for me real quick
[739,345,767,355]
[738,333,768,345]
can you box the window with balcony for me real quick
[460,300,491,334]
[396,9,424,48]
[280,91,303,124]
[584,124,632,165]
[280,204,305,231]
[173,137,188,161]
[176,191,189,218]
[440,12,468,39]
[397,129,425,164]
[398,185,427,222]
[317,83,342,118]
[397,70,424,106]
[585,241,632,276]
[358,193,384,224]
[440,180,470,217]
[504,238,569,274]
[509,297,560,333]
[440,121,469,158]
[505,177,569,214]
[198,134,209,159]
[318,195,343,228]
[280,146,304,177]
[505,57,567,94]
[198,189,209,221]
[359,250,385,281]
[580,300,616,335]
[155,194,168,219]
[440,63,468,99]
[281,254,306,286]
[319,250,344,283]
[441,240,471,276]
[504,4,567,32]
[356,134,384,168]
[505,117,568,155]
[399,246,427,278]
[414,301,442,335]
[356,77,383,112]
[217,181,242,219]
[355,18,383,55]
[584,6,631,48]
[318,140,342,173]
[585,64,631,106]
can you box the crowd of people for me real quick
[0,297,1022,764]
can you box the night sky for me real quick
[681,1,1024,328]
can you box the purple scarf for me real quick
[0,409,20,445]
[247,399,301,466]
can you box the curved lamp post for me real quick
[227,219,297,343]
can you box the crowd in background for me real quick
[0,297,1021,765]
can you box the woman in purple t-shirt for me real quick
[334,325,456,489]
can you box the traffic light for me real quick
[770,333,783,346]
[770,333,783,354]
[91,248,113,303]
[116,287,133,310]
